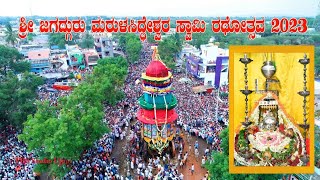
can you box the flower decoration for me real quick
[234,93,306,167]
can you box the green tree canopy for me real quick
[315,47,320,76]
[0,45,42,129]
[157,34,182,70]
[27,33,36,42]
[0,72,44,128]
[191,30,213,49]
[79,33,94,49]
[19,56,128,178]
[314,15,320,32]
[4,23,18,47]
[0,45,28,75]
[126,37,142,63]
[116,33,142,63]
[146,32,156,44]
[49,33,77,49]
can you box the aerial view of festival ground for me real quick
[0,16,320,179]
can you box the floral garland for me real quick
[278,110,306,155]
[142,84,172,93]
[235,132,302,166]
[149,137,169,153]
[247,132,291,153]
[234,92,306,166]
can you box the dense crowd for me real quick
[37,66,94,106]
[0,41,229,179]
[37,85,71,106]
[64,42,159,179]
[64,133,122,179]
[0,126,38,180]
[98,42,186,179]
[174,74,228,151]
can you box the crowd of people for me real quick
[64,133,122,179]
[97,42,187,179]
[0,126,38,180]
[37,85,71,106]
[37,66,94,106]
[64,42,162,179]
[174,73,228,152]
[0,41,229,179]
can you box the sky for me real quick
[1,0,319,17]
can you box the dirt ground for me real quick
[179,134,208,180]
[110,125,208,180]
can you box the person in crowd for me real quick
[1,41,228,179]
[190,164,195,175]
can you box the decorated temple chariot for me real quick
[137,48,178,155]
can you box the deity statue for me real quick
[260,109,278,131]
[235,54,308,168]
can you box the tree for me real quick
[205,127,284,180]
[306,17,315,28]
[157,35,182,70]
[79,33,94,49]
[0,72,43,129]
[225,33,248,45]
[72,33,81,43]
[300,36,314,45]
[19,56,128,178]
[126,37,142,63]
[312,35,320,46]
[4,23,18,47]
[0,45,27,76]
[27,33,35,42]
[117,33,127,51]
[94,57,128,105]
[266,35,289,45]
[314,15,320,32]
[146,32,156,44]
[49,33,67,49]
[18,101,64,176]
[174,33,182,51]
[192,31,212,49]
[0,45,42,129]
[260,24,274,37]
[116,33,142,63]
[49,33,77,49]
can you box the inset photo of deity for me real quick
[229,46,315,174]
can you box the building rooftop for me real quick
[20,44,44,51]
[66,44,80,50]
[82,49,99,56]
[32,34,49,45]
[27,49,50,60]
[66,45,82,54]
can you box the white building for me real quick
[180,43,201,58]
[198,41,229,86]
